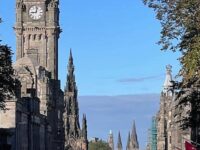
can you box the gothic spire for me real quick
[64,49,80,139]
[68,48,74,76]
[163,65,173,94]
[126,132,131,150]
[82,114,88,150]
[82,114,88,140]
[117,131,123,150]
[130,121,139,149]
[65,49,77,93]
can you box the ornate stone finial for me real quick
[166,64,172,75]
[163,65,173,94]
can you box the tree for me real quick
[143,0,200,144]
[0,18,17,109]
[89,140,112,150]
[143,0,200,82]
[0,44,16,110]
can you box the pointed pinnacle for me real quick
[67,49,74,73]
[131,120,139,148]
[69,48,73,63]
[70,48,72,58]
[117,131,122,148]
[83,113,86,120]
[126,131,131,148]
[131,120,136,137]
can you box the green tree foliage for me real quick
[143,0,200,143]
[143,0,200,82]
[0,44,16,109]
[89,140,112,150]
[0,18,19,110]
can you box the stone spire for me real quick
[64,50,80,139]
[108,130,114,150]
[82,114,88,140]
[117,131,123,150]
[130,121,139,149]
[163,65,173,94]
[64,50,88,150]
[67,49,74,79]
[126,132,131,150]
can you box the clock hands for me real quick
[30,6,37,13]
[29,6,43,20]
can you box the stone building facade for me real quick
[156,65,190,150]
[0,0,88,150]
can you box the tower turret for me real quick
[117,131,123,150]
[14,0,61,79]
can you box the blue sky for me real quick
[0,0,181,149]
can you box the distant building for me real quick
[108,121,139,150]
[90,137,100,143]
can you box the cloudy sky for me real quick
[0,0,181,149]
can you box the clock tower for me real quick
[13,1,64,149]
[15,0,61,79]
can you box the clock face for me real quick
[29,6,43,20]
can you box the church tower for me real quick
[12,0,64,149]
[64,50,88,150]
[14,0,61,79]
